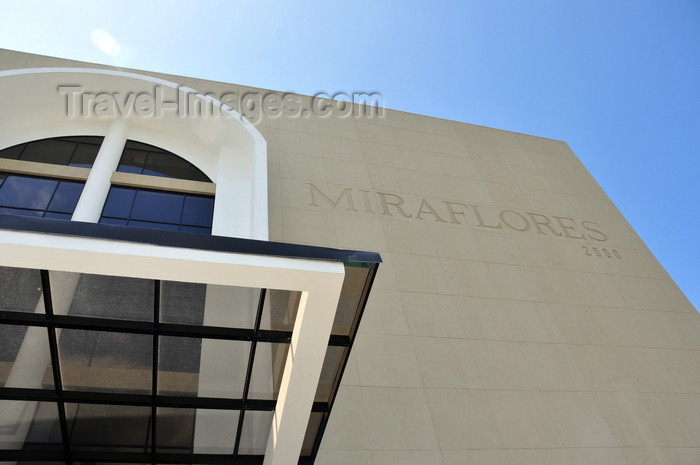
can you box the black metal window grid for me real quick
[0,216,380,465]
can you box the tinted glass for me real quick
[0,144,23,160]
[159,281,206,325]
[238,411,273,455]
[69,142,101,168]
[100,186,213,234]
[182,196,214,227]
[102,187,136,218]
[159,337,203,373]
[155,407,198,452]
[0,175,57,210]
[0,401,62,450]
[57,272,155,321]
[117,140,210,182]
[261,289,301,331]
[0,173,84,219]
[0,207,43,217]
[159,409,239,454]
[0,266,43,314]
[44,212,72,219]
[332,264,372,335]
[0,325,51,388]
[20,139,75,165]
[179,225,211,235]
[159,337,249,398]
[59,329,152,394]
[99,217,127,225]
[128,220,180,231]
[46,180,83,213]
[301,412,324,455]
[65,403,151,452]
[117,148,147,174]
[314,345,346,402]
[248,342,289,400]
[131,190,183,224]
[0,137,101,167]
[142,151,194,179]
[22,401,63,450]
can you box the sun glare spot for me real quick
[91,29,121,57]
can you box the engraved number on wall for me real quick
[582,246,621,259]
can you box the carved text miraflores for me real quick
[308,183,608,242]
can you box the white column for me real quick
[263,269,344,465]
[72,119,130,222]
[1,120,128,450]
[194,144,256,451]
[211,145,254,238]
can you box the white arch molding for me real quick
[0,68,268,240]
[0,69,336,465]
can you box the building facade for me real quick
[0,48,698,465]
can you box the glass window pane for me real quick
[158,335,201,396]
[59,330,152,394]
[68,142,99,168]
[19,139,75,165]
[124,140,157,152]
[128,220,180,231]
[0,207,43,217]
[102,186,136,219]
[155,407,197,452]
[0,325,53,389]
[0,401,62,450]
[143,151,192,179]
[117,148,147,174]
[238,410,273,455]
[181,195,214,227]
[183,285,259,329]
[0,325,28,378]
[159,281,206,325]
[183,409,240,454]
[117,140,210,182]
[0,175,58,210]
[248,343,289,400]
[0,266,43,313]
[47,181,83,214]
[101,185,212,233]
[59,136,104,145]
[44,212,71,220]
[65,403,151,452]
[261,289,301,331]
[332,265,371,335]
[56,272,154,321]
[99,217,127,225]
[159,337,250,398]
[301,412,324,456]
[314,346,346,402]
[131,190,183,224]
[179,225,211,234]
[0,143,24,160]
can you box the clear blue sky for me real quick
[0,0,698,310]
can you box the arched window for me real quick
[101,140,214,233]
[0,137,215,234]
[0,136,99,219]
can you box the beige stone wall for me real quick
[2,48,698,465]
[260,108,699,465]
